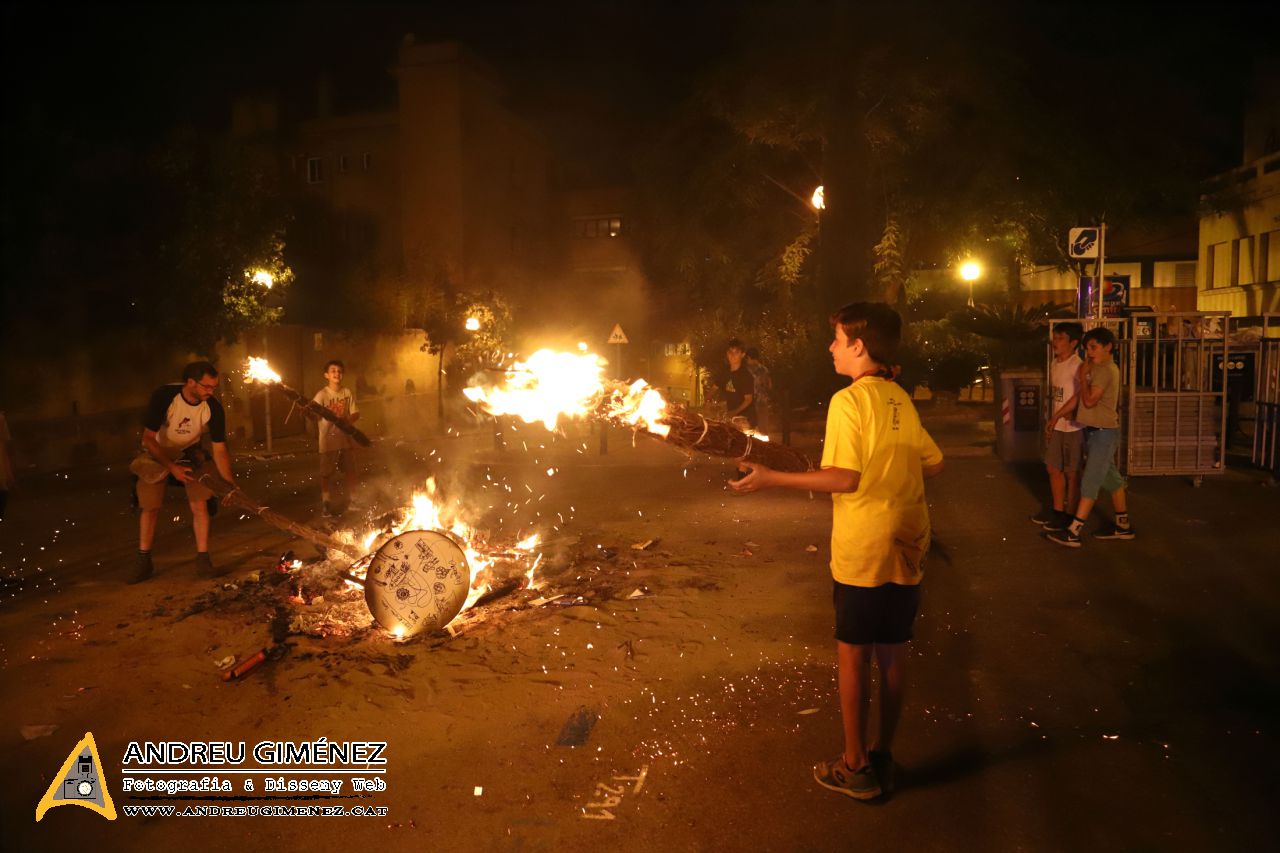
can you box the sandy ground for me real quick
[1,405,1277,852]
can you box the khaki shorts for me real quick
[130,449,214,510]
[1045,428,1084,472]
[319,449,355,478]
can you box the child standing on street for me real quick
[1033,322,1085,532]
[313,360,360,516]
[1048,327,1135,546]
[731,302,944,801]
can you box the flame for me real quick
[244,357,282,384]
[464,348,670,437]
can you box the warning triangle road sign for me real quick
[36,731,117,822]
[607,324,629,345]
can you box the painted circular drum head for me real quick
[364,529,470,637]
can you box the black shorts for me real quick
[832,581,921,645]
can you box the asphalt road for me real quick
[1,413,1277,851]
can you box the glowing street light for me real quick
[577,341,588,352]
[250,269,274,289]
[811,185,825,211]
[957,260,983,307]
[465,316,481,332]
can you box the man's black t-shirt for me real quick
[724,365,757,427]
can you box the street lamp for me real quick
[249,269,276,451]
[958,260,982,308]
[465,316,481,332]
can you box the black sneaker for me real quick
[195,553,227,578]
[1029,509,1057,526]
[1094,525,1135,541]
[1043,512,1069,533]
[129,552,155,584]
[1047,528,1082,548]
[869,749,896,795]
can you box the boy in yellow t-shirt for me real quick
[731,302,944,801]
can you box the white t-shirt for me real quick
[313,386,359,452]
[1050,355,1083,433]
[143,384,227,451]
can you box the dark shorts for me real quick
[833,581,921,645]
[319,449,355,478]
[1044,428,1084,472]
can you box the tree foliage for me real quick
[147,127,293,353]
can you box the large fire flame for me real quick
[463,348,670,438]
[244,356,282,384]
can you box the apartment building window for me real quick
[1208,242,1231,288]
[1261,230,1275,282]
[339,155,349,173]
[1237,236,1255,286]
[362,153,372,171]
[306,157,324,184]
[1153,261,1197,288]
[573,216,623,238]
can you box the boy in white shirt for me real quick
[1032,323,1084,532]
[313,360,360,516]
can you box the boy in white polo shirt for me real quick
[1033,322,1085,532]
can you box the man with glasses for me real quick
[128,361,237,583]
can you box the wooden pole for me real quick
[194,470,362,559]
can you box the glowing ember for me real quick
[464,348,670,437]
[244,356,282,384]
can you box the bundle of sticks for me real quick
[655,406,811,472]
[264,382,373,447]
[593,399,811,472]
[466,366,811,472]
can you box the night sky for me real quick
[7,2,1271,166]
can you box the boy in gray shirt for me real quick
[1048,327,1134,547]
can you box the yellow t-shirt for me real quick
[820,377,943,588]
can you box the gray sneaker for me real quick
[813,756,881,801]
[195,553,226,578]
[129,552,155,584]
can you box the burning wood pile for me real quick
[194,468,541,640]
[464,349,812,472]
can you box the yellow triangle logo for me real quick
[35,731,117,822]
